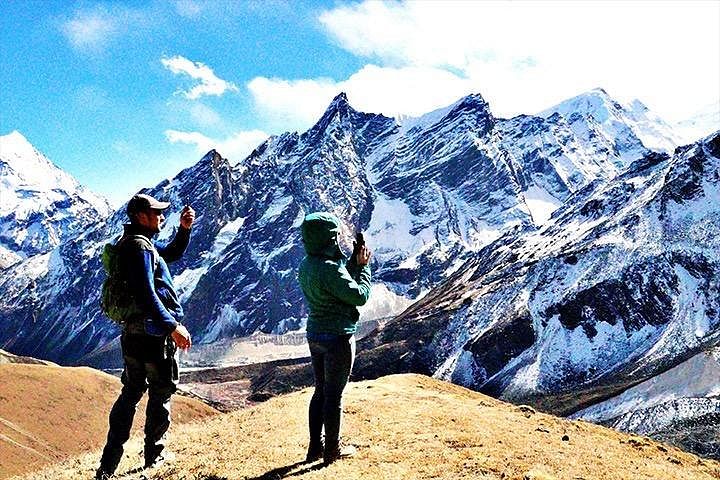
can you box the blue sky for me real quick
[1,1,718,207]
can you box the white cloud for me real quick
[61,9,119,53]
[165,129,269,164]
[309,0,720,122]
[161,55,239,100]
[248,65,480,132]
[342,65,474,118]
[247,77,340,132]
[320,1,485,70]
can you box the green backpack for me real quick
[100,234,157,324]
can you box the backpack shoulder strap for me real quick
[118,234,159,270]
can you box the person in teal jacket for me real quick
[298,212,371,464]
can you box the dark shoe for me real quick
[305,442,324,463]
[94,468,113,480]
[144,450,175,469]
[323,444,357,464]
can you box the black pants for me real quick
[308,334,356,450]
[99,332,178,473]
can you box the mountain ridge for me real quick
[0,88,685,365]
[354,132,720,418]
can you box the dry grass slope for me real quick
[13,374,720,480]
[0,362,217,479]
[0,349,55,365]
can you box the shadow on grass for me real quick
[117,466,229,480]
[118,466,144,477]
[244,460,327,480]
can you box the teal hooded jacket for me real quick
[298,212,371,335]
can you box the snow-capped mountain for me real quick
[538,88,682,158]
[355,132,720,420]
[571,347,720,458]
[0,149,242,362]
[674,102,720,145]
[0,90,681,365]
[0,131,112,268]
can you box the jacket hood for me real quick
[301,212,343,258]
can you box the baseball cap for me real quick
[126,193,170,216]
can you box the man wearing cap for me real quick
[96,193,194,479]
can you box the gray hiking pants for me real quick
[308,334,356,449]
[99,331,178,473]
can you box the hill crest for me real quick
[13,374,720,480]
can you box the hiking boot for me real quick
[94,468,113,480]
[144,450,175,469]
[305,441,324,463]
[323,444,357,464]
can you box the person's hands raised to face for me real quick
[357,245,371,266]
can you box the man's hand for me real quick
[171,324,192,350]
[357,245,372,266]
[180,205,195,229]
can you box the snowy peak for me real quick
[201,148,221,161]
[438,93,494,135]
[540,88,621,121]
[0,131,70,191]
[1,130,38,158]
[323,91,352,120]
[307,91,356,136]
[305,92,394,146]
[448,92,491,117]
[629,99,649,114]
[1,130,40,164]
[674,102,720,145]
[152,148,240,236]
[190,149,229,174]
[658,133,720,211]
[328,91,351,112]
[358,132,720,417]
[0,131,111,265]
[401,93,493,135]
[539,88,680,163]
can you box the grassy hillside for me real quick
[12,374,720,480]
[0,349,55,365]
[0,360,217,479]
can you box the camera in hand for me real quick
[351,231,365,263]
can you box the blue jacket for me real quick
[120,223,191,336]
